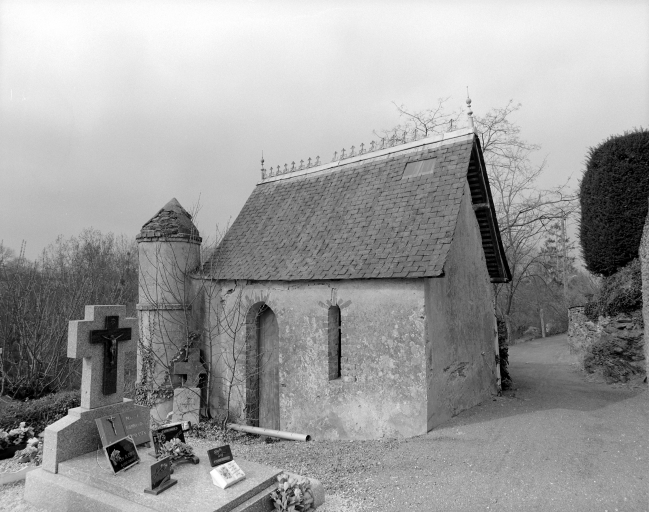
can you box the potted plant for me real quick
[270,473,315,512]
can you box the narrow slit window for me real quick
[328,306,341,380]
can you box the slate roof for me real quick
[137,198,202,242]
[206,128,510,282]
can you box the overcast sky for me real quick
[1,1,647,259]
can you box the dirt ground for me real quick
[2,334,647,511]
[358,334,648,511]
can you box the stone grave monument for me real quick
[171,348,206,425]
[37,305,146,473]
[24,304,325,511]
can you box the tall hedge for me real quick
[579,128,649,276]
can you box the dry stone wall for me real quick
[568,307,645,383]
[567,307,602,355]
[640,204,649,379]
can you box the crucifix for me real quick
[90,316,132,396]
[106,416,118,435]
[68,305,137,410]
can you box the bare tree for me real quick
[0,231,137,399]
[381,99,578,341]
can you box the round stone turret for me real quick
[137,198,202,306]
[136,199,203,420]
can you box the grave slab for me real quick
[27,449,281,512]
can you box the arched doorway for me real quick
[246,303,280,429]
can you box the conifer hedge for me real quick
[579,129,649,276]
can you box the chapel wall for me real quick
[207,278,428,440]
[425,182,498,431]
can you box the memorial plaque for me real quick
[104,436,140,474]
[210,460,246,489]
[144,456,177,495]
[122,406,151,446]
[96,415,127,448]
[172,387,200,425]
[207,445,233,467]
[150,423,186,456]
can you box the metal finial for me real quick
[299,159,304,170]
[307,157,312,168]
[466,86,474,130]
[315,156,320,166]
[340,148,346,159]
[284,163,288,173]
[291,161,295,172]
[370,141,375,151]
[359,143,365,154]
[261,151,266,179]
[349,145,355,157]
[331,151,337,162]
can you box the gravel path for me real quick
[2,334,647,511]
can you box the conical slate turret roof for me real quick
[137,198,201,242]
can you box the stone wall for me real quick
[568,307,645,383]
[204,278,428,440]
[640,204,649,379]
[567,306,602,355]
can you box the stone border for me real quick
[0,466,37,486]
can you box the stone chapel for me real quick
[137,123,511,440]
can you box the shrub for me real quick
[579,128,649,277]
[584,258,642,321]
[0,390,80,434]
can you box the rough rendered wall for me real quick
[208,279,427,440]
[425,183,498,430]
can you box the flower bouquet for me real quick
[15,437,43,465]
[0,423,35,460]
[157,437,199,465]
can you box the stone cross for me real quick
[68,305,138,409]
[172,348,207,387]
